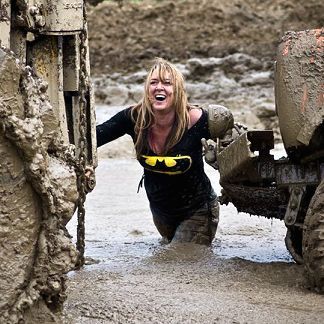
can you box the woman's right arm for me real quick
[96,107,134,147]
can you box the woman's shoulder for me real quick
[127,104,141,119]
[188,105,204,129]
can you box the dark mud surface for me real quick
[87,0,324,76]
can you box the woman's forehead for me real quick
[151,67,172,80]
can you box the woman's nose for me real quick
[156,81,164,90]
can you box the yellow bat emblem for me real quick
[140,155,192,175]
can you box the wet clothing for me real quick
[96,107,219,244]
[153,196,219,245]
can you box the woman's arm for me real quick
[96,107,134,147]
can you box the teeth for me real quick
[155,94,166,101]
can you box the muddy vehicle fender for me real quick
[275,29,324,159]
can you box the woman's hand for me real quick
[84,166,96,193]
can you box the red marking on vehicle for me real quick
[314,29,324,52]
[282,41,290,56]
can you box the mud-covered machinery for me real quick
[207,29,324,293]
[0,1,96,322]
[0,0,97,163]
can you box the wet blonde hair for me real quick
[131,57,190,157]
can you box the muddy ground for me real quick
[62,107,324,323]
[62,1,324,323]
[63,155,324,323]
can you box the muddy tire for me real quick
[0,49,79,322]
[302,180,324,293]
[285,227,303,264]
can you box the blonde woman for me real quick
[97,57,233,245]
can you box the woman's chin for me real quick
[152,103,173,112]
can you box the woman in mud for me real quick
[96,57,233,245]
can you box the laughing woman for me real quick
[96,57,233,245]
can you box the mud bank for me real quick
[0,49,78,323]
[87,0,324,76]
[88,0,324,139]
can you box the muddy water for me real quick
[63,106,324,323]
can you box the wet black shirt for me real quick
[96,107,214,225]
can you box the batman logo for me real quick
[139,155,192,175]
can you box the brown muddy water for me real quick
[63,106,324,324]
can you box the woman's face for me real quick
[148,69,174,113]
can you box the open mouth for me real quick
[155,94,166,101]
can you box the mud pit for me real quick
[1,0,323,322]
[62,107,324,323]
[61,1,324,319]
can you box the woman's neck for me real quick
[149,110,175,154]
[152,110,175,130]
